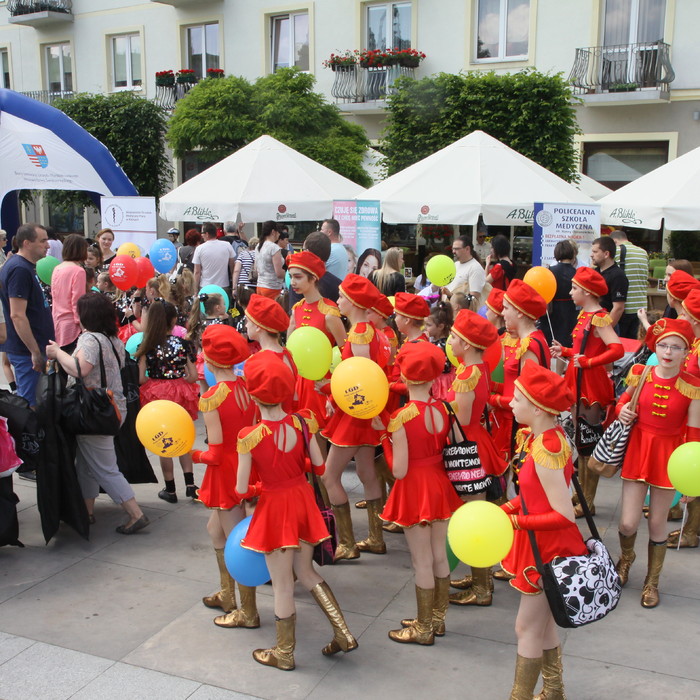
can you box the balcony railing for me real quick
[153,83,196,110]
[569,41,674,95]
[330,64,415,104]
[8,0,72,15]
[20,90,74,105]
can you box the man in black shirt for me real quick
[590,236,628,328]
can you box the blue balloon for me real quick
[224,516,270,586]
[204,364,217,387]
[285,271,291,288]
[646,353,659,366]
[149,238,178,274]
[233,361,245,377]
[644,488,681,508]
[199,284,230,313]
[125,331,144,359]
[477,304,488,319]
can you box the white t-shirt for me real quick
[192,239,234,288]
[256,240,284,290]
[446,257,486,297]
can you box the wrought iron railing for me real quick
[153,83,196,110]
[330,64,415,103]
[8,0,72,15]
[569,41,674,94]
[20,89,74,105]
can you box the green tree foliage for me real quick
[47,92,172,210]
[167,68,371,187]
[382,70,580,181]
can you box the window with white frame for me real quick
[271,12,309,72]
[185,23,219,79]
[476,0,530,61]
[45,43,72,93]
[111,34,142,90]
[0,49,10,89]
[366,2,411,51]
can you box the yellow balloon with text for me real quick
[331,357,389,419]
[117,242,141,259]
[136,400,195,457]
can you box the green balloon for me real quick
[426,255,456,286]
[491,358,504,384]
[446,537,460,572]
[36,255,60,285]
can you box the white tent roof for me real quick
[159,135,365,224]
[575,173,612,201]
[600,145,700,229]
[360,130,594,226]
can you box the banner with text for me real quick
[532,202,600,269]
[101,196,158,254]
[333,200,381,255]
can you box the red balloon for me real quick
[483,339,502,373]
[109,254,139,291]
[135,256,156,288]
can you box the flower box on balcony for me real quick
[155,70,175,87]
[176,69,198,85]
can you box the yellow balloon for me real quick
[387,296,396,307]
[330,356,389,419]
[118,242,141,259]
[136,400,195,457]
[447,500,514,568]
[446,340,460,368]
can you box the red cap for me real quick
[572,267,607,298]
[245,294,290,333]
[394,292,429,320]
[287,251,325,280]
[645,317,694,352]
[485,288,505,315]
[370,293,394,319]
[395,341,445,383]
[514,360,575,414]
[682,288,700,324]
[202,324,250,368]
[504,279,547,320]
[452,309,499,350]
[667,270,700,302]
[339,273,380,310]
[244,351,295,404]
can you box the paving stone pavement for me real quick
[1,415,699,699]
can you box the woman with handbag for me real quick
[615,318,700,608]
[500,361,586,700]
[446,309,508,607]
[379,343,462,645]
[235,352,357,671]
[190,325,258,628]
[550,268,624,518]
[45,292,149,534]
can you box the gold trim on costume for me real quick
[387,403,420,432]
[677,376,700,400]
[624,364,651,387]
[530,431,569,471]
[318,299,340,317]
[348,323,375,344]
[591,313,613,328]
[502,334,518,347]
[451,365,481,393]
[291,412,320,434]
[237,424,271,453]
[515,336,532,360]
[199,382,232,412]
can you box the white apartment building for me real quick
[1,0,698,245]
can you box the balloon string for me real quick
[545,310,555,343]
[677,502,688,551]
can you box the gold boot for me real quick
[331,502,360,560]
[202,548,236,613]
[510,654,542,700]
[450,573,473,590]
[615,531,637,587]
[214,584,260,628]
[534,646,566,700]
[310,581,358,655]
[357,498,387,554]
[493,566,514,581]
[668,499,700,548]
[641,540,667,608]
[389,585,435,645]
[253,614,295,670]
[574,458,597,518]
[401,575,450,636]
[668,503,684,522]
[449,567,493,606]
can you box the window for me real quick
[583,141,668,190]
[0,48,9,89]
[603,0,666,46]
[185,23,219,79]
[366,2,411,51]
[45,43,72,93]
[111,34,142,90]
[271,12,309,71]
[476,0,530,61]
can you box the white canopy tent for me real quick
[600,145,700,229]
[575,173,612,201]
[159,135,365,224]
[359,131,594,225]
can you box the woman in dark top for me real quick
[368,247,406,296]
[485,234,516,291]
[541,239,578,346]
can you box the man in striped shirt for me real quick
[611,229,649,339]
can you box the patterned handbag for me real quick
[521,474,621,628]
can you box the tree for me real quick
[167,68,372,187]
[381,69,580,181]
[45,92,172,211]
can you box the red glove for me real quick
[560,346,575,359]
[390,380,408,396]
[191,443,223,466]
[687,426,700,442]
[491,381,504,394]
[304,457,326,476]
[578,343,624,369]
[488,394,511,411]
[380,432,394,473]
[235,482,262,500]
[500,496,521,515]
[509,510,572,531]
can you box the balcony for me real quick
[569,41,674,106]
[7,0,73,27]
[20,89,74,105]
[153,83,196,110]
[330,65,415,112]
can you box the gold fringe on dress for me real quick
[198,383,231,412]
[291,412,320,434]
[451,365,481,393]
[591,313,613,327]
[237,424,272,453]
[677,376,700,400]
[348,324,375,344]
[530,432,569,471]
[387,403,419,433]
[318,299,341,317]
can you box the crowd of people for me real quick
[0,218,699,698]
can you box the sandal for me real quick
[116,515,150,535]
